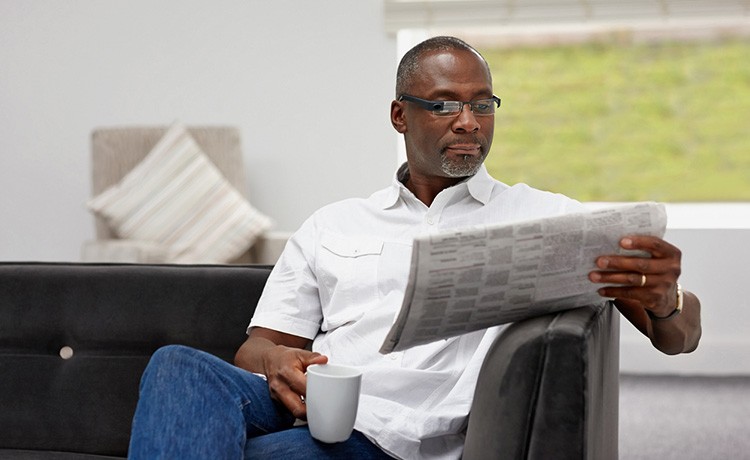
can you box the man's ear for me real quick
[391,100,407,133]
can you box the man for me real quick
[128,36,701,459]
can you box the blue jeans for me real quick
[128,345,391,459]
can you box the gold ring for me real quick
[640,274,647,287]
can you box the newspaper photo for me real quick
[380,201,667,354]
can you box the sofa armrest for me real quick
[249,231,292,265]
[464,302,619,460]
[81,239,171,263]
[82,232,292,265]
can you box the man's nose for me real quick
[452,104,480,133]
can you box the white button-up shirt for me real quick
[249,164,583,459]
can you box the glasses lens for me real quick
[471,99,497,115]
[433,101,462,116]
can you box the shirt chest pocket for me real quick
[318,233,384,312]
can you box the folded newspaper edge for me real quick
[379,201,667,354]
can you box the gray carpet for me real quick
[619,374,750,460]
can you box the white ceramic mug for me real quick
[305,363,362,443]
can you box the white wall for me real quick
[0,0,397,262]
[619,226,750,376]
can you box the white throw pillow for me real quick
[87,122,272,263]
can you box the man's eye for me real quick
[473,101,492,112]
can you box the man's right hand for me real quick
[234,327,327,419]
[262,345,328,419]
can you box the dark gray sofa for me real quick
[0,262,619,459]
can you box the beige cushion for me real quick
[87,122,272,263]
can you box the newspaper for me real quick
[379,202,667,354]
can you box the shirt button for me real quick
[426,217,434,225]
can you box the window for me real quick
[389,1,750,222]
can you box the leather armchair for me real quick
[0,262,618,459]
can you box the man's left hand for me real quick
[589,235,681,318]
[589,235,701,355]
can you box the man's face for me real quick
[392,49,495,181]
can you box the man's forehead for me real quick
[411,49,493,94]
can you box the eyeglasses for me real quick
[398,94,501,117]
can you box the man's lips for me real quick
[444,144,482,155]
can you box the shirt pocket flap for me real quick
[321,234,384,258]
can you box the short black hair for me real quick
[395,36,490,97]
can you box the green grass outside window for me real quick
[480,39,750,202]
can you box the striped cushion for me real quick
[87,122,272,263]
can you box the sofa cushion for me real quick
[87,122,272,263]
[0,263,271,458]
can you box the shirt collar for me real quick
[378,162,494,209]
[465,164,494,205]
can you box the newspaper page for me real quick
[380,202,667,354]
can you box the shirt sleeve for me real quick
[247,214,323,339]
